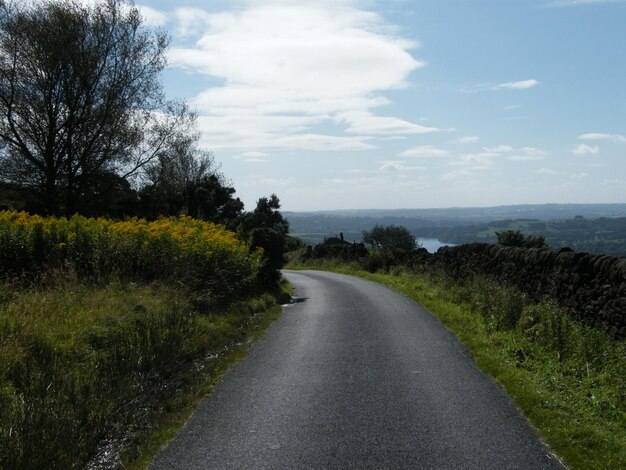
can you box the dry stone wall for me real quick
[432,243,626,338]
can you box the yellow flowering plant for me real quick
[0,211,262,302]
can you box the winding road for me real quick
[151,270,564,469]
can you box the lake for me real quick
[416,237,457,253]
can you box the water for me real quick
[416,237,456,253]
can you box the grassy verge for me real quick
[0,279,288,470]
[287,259,625,470]
[123,280,289,470]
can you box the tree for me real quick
[240,194,289,236]
[240,194,289,286]
[496,230,547,249]
[362,224,417,253]
[0,0,188,215]
[187,174,244,230]
[139,146,244,228]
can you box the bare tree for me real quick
[0,0,186,215]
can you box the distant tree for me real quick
[79,171,138,218]
[241,194,289,286]
[240,194,289,236]
[187,174,244,230]
[362,224,417,253]
[285,235,305,252]
[0,0,192,215]
[496,230,547,249]
[140,143,215,216]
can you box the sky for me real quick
[134,0,625,211]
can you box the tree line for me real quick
[0,0,289,282]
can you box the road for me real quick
[151,270,564,469]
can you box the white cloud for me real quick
[399,145,450,158]
[507,147,550,161]
[173,8,214,38]
[164,2,432,151]
[579,133,626,143]
[483,145,514,153]
[523,147,550,157]
[508,155,544,161]
[241,151,270,158]
[233,151,268,162]
[571,172,591,180]
[336,112,442,135]
[379,160,426,171]
[447,145,549,169]
[456,152,496,168]
[195,114,374,150]
[479,145,548,161]
[136,5,168,27]
[494,79,539,90]
[572,143,600,154]
[457,136,480,144]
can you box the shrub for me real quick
[0,211,262,302]
[496,230,547,249]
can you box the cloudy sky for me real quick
[137,0,625,211]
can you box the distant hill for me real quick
[286,203,626,223]
[286,203,626,256]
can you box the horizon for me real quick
[284,201,626,213]
[136,0,625,211]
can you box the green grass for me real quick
[287,258,625,470]
[124,297,284,470]
[0,279,286,470]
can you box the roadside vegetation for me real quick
[0,211,291,469]
[0,2,295,466]
[288,245,626,469]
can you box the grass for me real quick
[0,278,287,470]
[123,293,285,470]
[287,258,625,470]
[0,210,288,469]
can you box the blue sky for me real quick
[135,0,625,211]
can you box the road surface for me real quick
[151,270,563,469]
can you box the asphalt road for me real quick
[151,270,564,469]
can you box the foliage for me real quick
[0,281,281,470]
[0,0,198,216]
[240,194,290,285]
[362,224,417,253]
[0,209,282,468]
[240,194,289,236]
[0,210,261,302]
[138,150,244,229]
[285,234,306,252]
[495,229,547,249]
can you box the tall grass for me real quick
[0,211,274,469]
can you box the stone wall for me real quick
[432,243,626,338]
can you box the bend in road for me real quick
[151,270,564,469]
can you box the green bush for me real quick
[0,211,262,303]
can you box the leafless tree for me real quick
[0,0,191,215]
